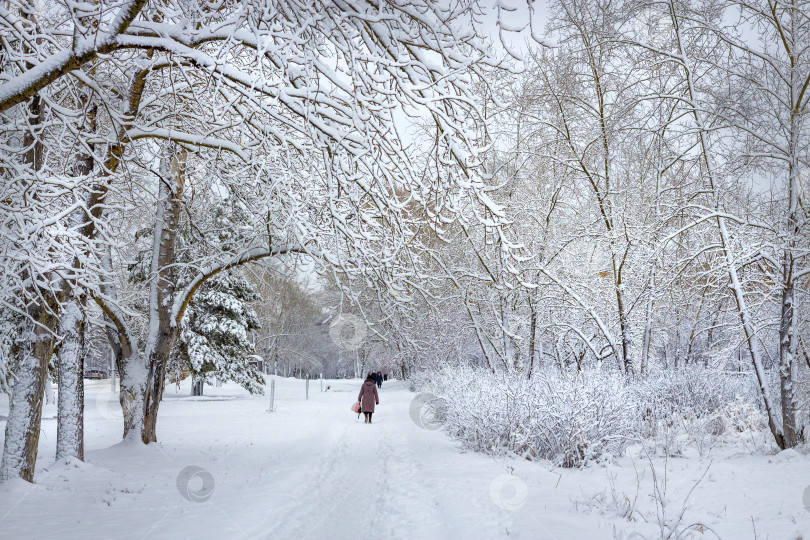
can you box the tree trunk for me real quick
[96,244,146,441]
[666,0,786,448]
[143,329,176,442]
[191,376,204,397]
[553,337,563,369]
[615,275,631,373]
[776,48,805,446]
[498,279,514,371]
[722,219,786,449]
[778,198,802,447]
[640,289,653,376]
[55,297,85,461]
[527,305,537,379]
[1,301,57,482]
[119,354,147,441]
[685,292,707,366]
[85,61,152,442]
[141,146,186,444]
[779,277,801,447]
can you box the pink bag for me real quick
[351,401,360,413]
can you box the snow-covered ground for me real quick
[0,377,808,540]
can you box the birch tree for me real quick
[705,0,809,448]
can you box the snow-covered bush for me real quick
[413,366,637,467]
[721,398,765,433]
[631,367,762,441]
[413,365,766,466]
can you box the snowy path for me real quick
[0,378,562,540]
[241,379,523,540]
[1,377,809,540]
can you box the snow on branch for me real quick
[0,0,148,113]
[172,244,311,327]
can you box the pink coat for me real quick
[358,380,379,413]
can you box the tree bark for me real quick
[640,284,653,376]
[142,147,186,443]
[778,161,802,447]
[55,298,85,461]
[93,64,153,441]
[95,244,146,441]
[527,304,537,379]
[0,298,57,482]
[776,1,805,445]
[191,376,204,397]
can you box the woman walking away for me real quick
[358,373,380,424]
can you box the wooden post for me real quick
[306,375,309,400]
[320,373,323,392]
[268,379,275,412]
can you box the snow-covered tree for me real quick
[0,0,512,483]
[179,269,263,396]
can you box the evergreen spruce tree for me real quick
[180,268,264,396]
